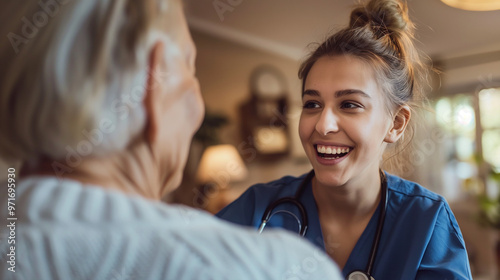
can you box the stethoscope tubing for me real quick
[259,171,314,236]
[364,170,388,277]
[259,169,388,280]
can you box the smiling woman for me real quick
[217,0,472,279]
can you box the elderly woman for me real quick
[0,1,342,279]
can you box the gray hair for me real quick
[0,0,177,164]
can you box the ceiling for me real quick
[184,0,500,62]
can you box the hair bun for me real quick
[349,0,414,39]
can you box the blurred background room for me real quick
[0,0,499,279]
[173,0,500,278]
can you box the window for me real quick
[479,88,500,171]
[434,88,500,196]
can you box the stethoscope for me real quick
[258,170,388,280]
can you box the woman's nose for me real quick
[315,108,339,136]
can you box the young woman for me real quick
[217,0,472,279]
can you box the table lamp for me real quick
[196,144,248,189]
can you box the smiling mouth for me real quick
[315,144,353,159]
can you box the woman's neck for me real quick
[312,168,382,224]
[21,139,163,200]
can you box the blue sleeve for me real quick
[216,187,257,228]
[416,204,472,279]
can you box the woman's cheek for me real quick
[299,115,314,141]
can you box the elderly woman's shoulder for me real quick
[0,176,343,280]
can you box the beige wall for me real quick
[192,29,306,158]
[0,159,8,181]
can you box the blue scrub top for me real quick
[216,172,472,279]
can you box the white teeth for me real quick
[316,145,351,155]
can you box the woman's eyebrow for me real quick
[335,89,371,98]
[302,89,371,98]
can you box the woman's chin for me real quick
[313,171,349,188]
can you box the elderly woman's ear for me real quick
[143,41,166,145]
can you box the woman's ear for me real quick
[384,105,411,143]
[143,41,165,145]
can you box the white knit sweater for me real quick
[0,177,341,280]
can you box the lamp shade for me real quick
[440,0,500,11]
[196,144,248,186]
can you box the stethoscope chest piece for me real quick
[347,271,375,280]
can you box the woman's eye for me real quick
[302,101,320,109]
[340,102,362,109]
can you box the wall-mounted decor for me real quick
[239,65,290,160]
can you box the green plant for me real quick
[477,170,500,229]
